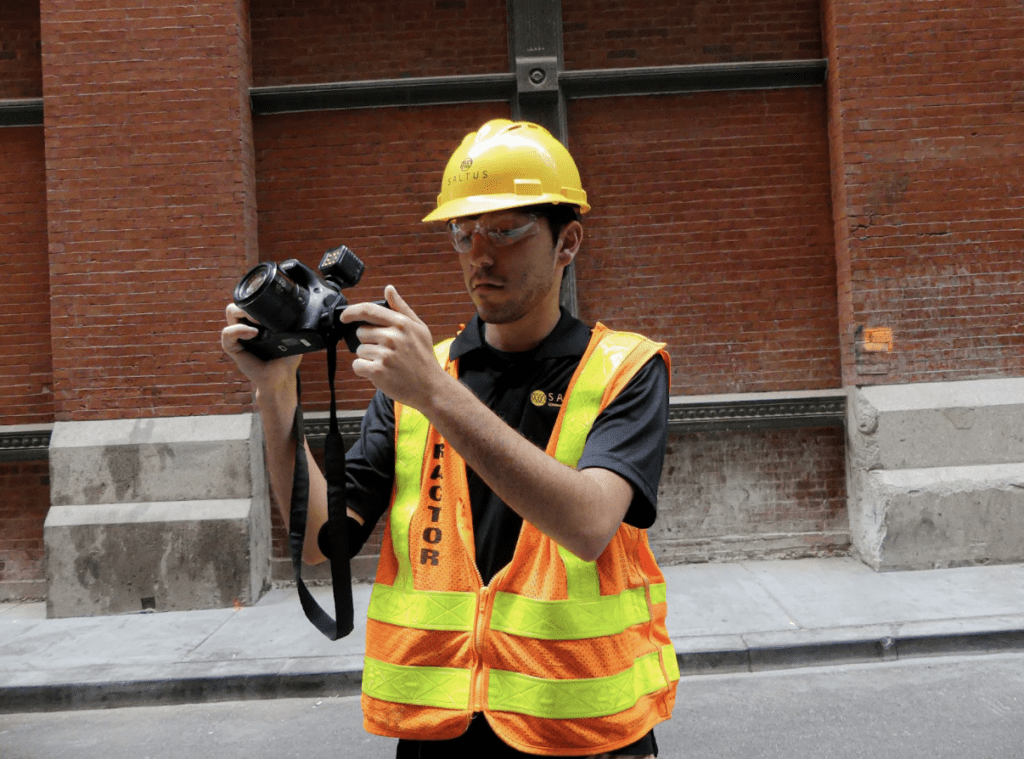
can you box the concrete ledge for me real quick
[848,378,1024,569]
[45,499,256,527]
[852,378,1024,470]
[865,464,1024,570]
[49,415,263,506]
[45,414,271,618]
[45,499,270,618]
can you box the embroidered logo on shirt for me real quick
[531,390,563,408]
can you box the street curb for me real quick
[0,669,364,714]
[3,627,1023,714]
[677,626,1024,676]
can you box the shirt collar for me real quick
[450,308,592,362]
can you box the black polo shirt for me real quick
[345,308,670,585]
[343,309,669,757]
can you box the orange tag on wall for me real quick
[862,327,893,352]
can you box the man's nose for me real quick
[465,233,495,266]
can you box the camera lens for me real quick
[233,262,307,332]
[237,265,270,301]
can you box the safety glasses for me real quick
[447,213,540,254]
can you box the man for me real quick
[222,119,677,757]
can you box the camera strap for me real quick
[288,338,355,640]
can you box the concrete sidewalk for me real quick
[3,557,1024,713]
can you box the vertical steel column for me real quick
[507,0,578,315]
[508,0,566,139]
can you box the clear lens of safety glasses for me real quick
[448,214,540,254]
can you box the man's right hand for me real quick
[220,303,302,395]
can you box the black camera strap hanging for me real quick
[288,336,354,640]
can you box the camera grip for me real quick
[341,299,390,353]
[238,320,325,361]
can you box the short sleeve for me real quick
[344,390,397,533]
[576,354,670,529]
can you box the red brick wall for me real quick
[0,127,51,425]
[653,427,849,563]
[564,0,823,69]
[824,0,1024,385]
[250,0,509,87]
[40,0,260,421]
[0,460,49,600]
[0,0,42,98]
[0,2,48,600]
[253,102,511,411]
[570,88,841,395]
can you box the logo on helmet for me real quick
[460,158,473,171]
[447,168,488,186]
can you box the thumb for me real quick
[385,285,419,321]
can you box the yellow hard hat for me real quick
[422,119,590,222]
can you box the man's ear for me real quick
[556,220,583,266]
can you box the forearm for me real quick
[222,303,332,564]
[256,380,329,565]
[423,375,631,561]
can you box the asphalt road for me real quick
[2,653,1023,758]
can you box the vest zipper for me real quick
[470,584,493,714]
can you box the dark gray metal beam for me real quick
[667,391,846,434]
[507,0,567,140]
[5,60,827,126]
[560,59,828,99]
[0,427,53,462]
[0,390,845,460]
[250,73,516,116]
[0,98,44,128]
[249,60,826,116]
[297,391,846,447]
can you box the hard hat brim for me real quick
[422,193,590,223]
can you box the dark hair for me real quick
[525,203,582,242]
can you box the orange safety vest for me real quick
[362,324,678,756]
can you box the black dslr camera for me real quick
[233,245,385,361]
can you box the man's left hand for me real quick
[340,285,450,410]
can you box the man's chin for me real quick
[477,310,518,325]
[474,300,522,326]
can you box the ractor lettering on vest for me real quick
[420,442,446,566]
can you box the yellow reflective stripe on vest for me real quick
[662,641,681,682]
[490,585,662,640]
[367,584,476,631]
[551,330,650,600]
[488,645,679,719]
[550,331,651,600]
[363,656,471,710]
[556,544,601,599]
[391,404,430,592]
[391,339,455,591]
[552,331,647,469]
[368,582,668,640]
[364,644,679,718]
